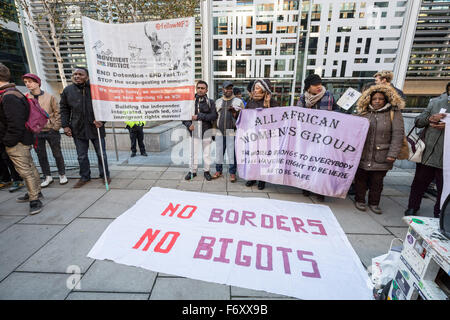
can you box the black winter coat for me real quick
[182,95,217,137]
[0,84,34,147]
[60,81,105,139]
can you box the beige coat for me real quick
[356,84,405,171]
[28,91,61,132]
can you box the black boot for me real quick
[404,208,418,216]
[257,181,265,190]
[245,180,256,187]
[185,172,197,180]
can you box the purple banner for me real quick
[235,107,369,198]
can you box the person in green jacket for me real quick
[405,82,449,218]
[125,120,147,157]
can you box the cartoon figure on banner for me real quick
[92,40,112,56]
[144,24,163,63]
[128,43,143,60]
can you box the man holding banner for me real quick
[213,81,244,183]
[60,67,111,188]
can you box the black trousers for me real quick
[0,143,22,182]
[408,163,443,217]
[128,126,146,154]
[354,168,388,206]
[36,130,66,176]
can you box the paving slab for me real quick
[18,189,106,225]
[0,224,64,281]
[267,192,313,204]
[109,178,134,189]
[45,178,78,189]
[227,182,252,193]
[136,166,168,172]
[0,188,68,217]
[324,198,389,235]
[347,234,396,268]
[0,190,22,204]
[66,292,149,300]
[153,180,180,189]
[201,179,227,192]
[74,260,157,293]
[228,192,269,199]
[149,278,230,300]
[366,196,421,227]
[160,171,185,180]
[388,196,436,217]
[139,171,164,180]
[230,286,294,299]
[386,227,409,240]
[275,185,302,194]
[80,189,147,219]
[17,218,112,274]
[0,272,71,300]
[126,179,155,190]
[0,216,23,233]
[177,181,204,192]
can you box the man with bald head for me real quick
[60,67,110,188]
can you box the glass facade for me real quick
[211,0,411,105]
[0,0,29,85]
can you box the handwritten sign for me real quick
[336,88,362,111]
[235,107,369,198]
[88,187,373,299]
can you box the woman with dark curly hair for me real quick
[354,84,405,214]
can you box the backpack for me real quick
[24,93,50,133]
[0,88,49,134]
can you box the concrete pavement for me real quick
[0,160,438,300]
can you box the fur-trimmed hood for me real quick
[356,84,405,114]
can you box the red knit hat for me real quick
[22,73,41,87]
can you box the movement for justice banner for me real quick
[235,107,370,198]
[88,187,373,300]
[82,16,195,121]
[442,117,449,208]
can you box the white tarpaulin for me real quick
[88,187,373,300]
[82,16,195,121]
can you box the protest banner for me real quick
[441,117,449,208]
[235,107,369,198]
[88,187,373,300]
[82,16,195,121]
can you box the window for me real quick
[256,21,273,34]
[215,60,227,72]
[374,2,389,8]
[364,38,371,54]
[343,37,350,53]
[255,38,267,45]
[335,36,341,52]
[340,61,347,77]
[280,43,296,55]
[275,59,286,71]
[246,39,252,50]
[214,39,223,50]
[236,60,246,78]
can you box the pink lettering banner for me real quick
[88,187,373,299]
[235,107,369,198]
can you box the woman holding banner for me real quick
[353,84,405,214]
[244,79,280,190]
[297,74,338,201]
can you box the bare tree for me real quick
[12,0,89,88]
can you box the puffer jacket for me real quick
[182,94,217,137]
[60,81,105,140]
[415,92,449,169]
[0,84,34,147]
[356,84,405,171]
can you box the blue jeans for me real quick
[73,137,110,181]
[215,136,236,174]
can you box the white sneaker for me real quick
[40,176,53,188]
[59,175,68,185]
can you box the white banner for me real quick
[441,117,450,208]
[88,188,373,300]
[82,16,195,121]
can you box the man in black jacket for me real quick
[60,67,110,188]
[183,80,217,181]
[0,63,43,214]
